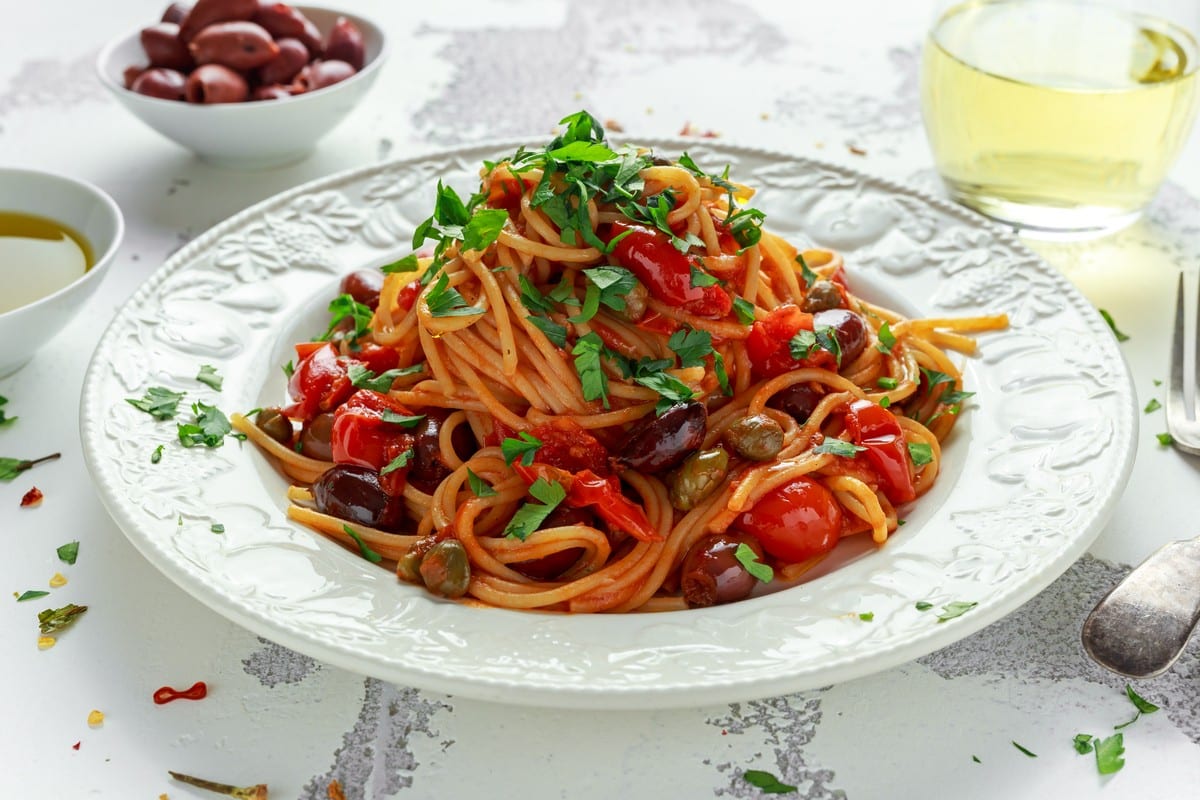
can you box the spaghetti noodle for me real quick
[234,112,1007,613]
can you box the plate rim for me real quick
[80,136,1138,709]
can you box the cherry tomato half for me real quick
[732,476,843,563]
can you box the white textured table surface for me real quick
[2,1,1199,798]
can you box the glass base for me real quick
[942,183,1144,241]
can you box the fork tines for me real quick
[1166,273,1200,455]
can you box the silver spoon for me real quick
[1081,536,1200,678]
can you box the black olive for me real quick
[680,533,766,608]
[406,410,478,494]
[768,383,824,425]
[812,308,868,367]
[616,401,707,474]
[312,464,405,530]
[338,269,385,310]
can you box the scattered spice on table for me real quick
[153,681,208,705]
[327,780,347,800]
[20,486,42,507]
[168,771,268,799]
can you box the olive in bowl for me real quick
[96,4,388,168]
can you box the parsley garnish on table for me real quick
[0,394,17,427]
[742,769,797,794]
[0,453,60,482]
[126,386,185,420]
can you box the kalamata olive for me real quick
[162,2,191,24]
[251,84,292,101]
[767,383,823,424]
[140,23,194,70]
[616,401,707,473]
[123,65,147,89]
[299,411,335,461]
[292,59,356,93]
[338,269,384,310]
[255,406,293,445]
[131,67,187,100]
[801,280,844,313]
[812,308,868,367]
[668,447,728,511]
[396,536,437,583]
[325,16,365,70]
[312,464,405,530]
[188,21,279,70]
[619,281,648,323]
[253,1,323,55]
[680,532,766,608]
[723,414,784,462]
[184,63,249,103]
[257,37,309,85]
[406,410,476,494]
[179,0,257,42]
[419,539,471,598]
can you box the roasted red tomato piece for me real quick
[732,476,843,563]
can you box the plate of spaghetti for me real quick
[81,113,1136,708]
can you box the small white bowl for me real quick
[0,168,123,378]
[96,6,388,169]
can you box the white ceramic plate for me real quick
[80,139,1137,709]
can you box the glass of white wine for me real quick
[921,0,1200,237]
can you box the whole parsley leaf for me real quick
[504,478,567,541]
[732,296,757,325]
[126,386,186,420]
[0,453,60,482]
[583,265,636,312]
[634,371,695,415]
[668,328,715,369]
[1094,733,1125,774]
[318,294,374,342]
[572,332,610,408]
[501,432,542,467]
[177,403,233,448]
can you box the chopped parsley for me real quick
[858,612,875,622]
[742,770,797,794]
[380,411,425,428]
[282,359,294,379]
[16,590,49,602]
[1125,684,1159,715]
[411,180,473,273]
[1157,432,1175,446]
[38,603,88,635]
[126,386,186,420]
[734,543,773,583]
[504,478,567,541]
[210,523,225,534]
[788,330,817,360]
[915,601,933,611]
[572,332,611,408]
[461,208,509,252]
[526,314,568,348]
[177,403,233,448]
[501,432,542,467]
[634,370,696,415]
[519,276,555,314]
[936,600,977,622]
[196,365,223,391]
[689,263,720,288]
[0,395,16,427]
[1012,741,1037,758]
[796,253,819,289]
[876,321,897,354]
[727,207,766,248]
[877,376,898,390]
[424,271,482,318]
[908,442,934,466]
[789,327,841,364]
[150,444,164,464]
[582,265,637,313]
[318,293,374,342]
[1093,733,1125,774]
[56,541,79,566]
[342,524,382,564]
[732,296,757,325]
[1098,308,1130,342]
[879,396,891,408]
[467,468,497,498]
[1143,398,1161,414]
[1073,734,1095,754]
[380,449,414,475]
[347,364,422,393]
[812,439,867,457]
[380,254,420,274]
[668,328,715,369]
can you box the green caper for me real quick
[397,536,438,583]
[419,539,471,598]
[723,414,784,461]
[801,279,844,313]
[255,406,294,446]
[669,447,729,511]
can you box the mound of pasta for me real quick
[233,111,1006,612]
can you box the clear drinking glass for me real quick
[920,0,1200,238]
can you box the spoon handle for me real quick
[1081,536,1200,679]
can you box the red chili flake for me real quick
[153,680,208,705]
[72,741,81,750]
[20,487,43,507]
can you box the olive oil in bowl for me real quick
[0,211,94,314]
[921,0,1200,236]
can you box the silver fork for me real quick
[1166,272,1200,455]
